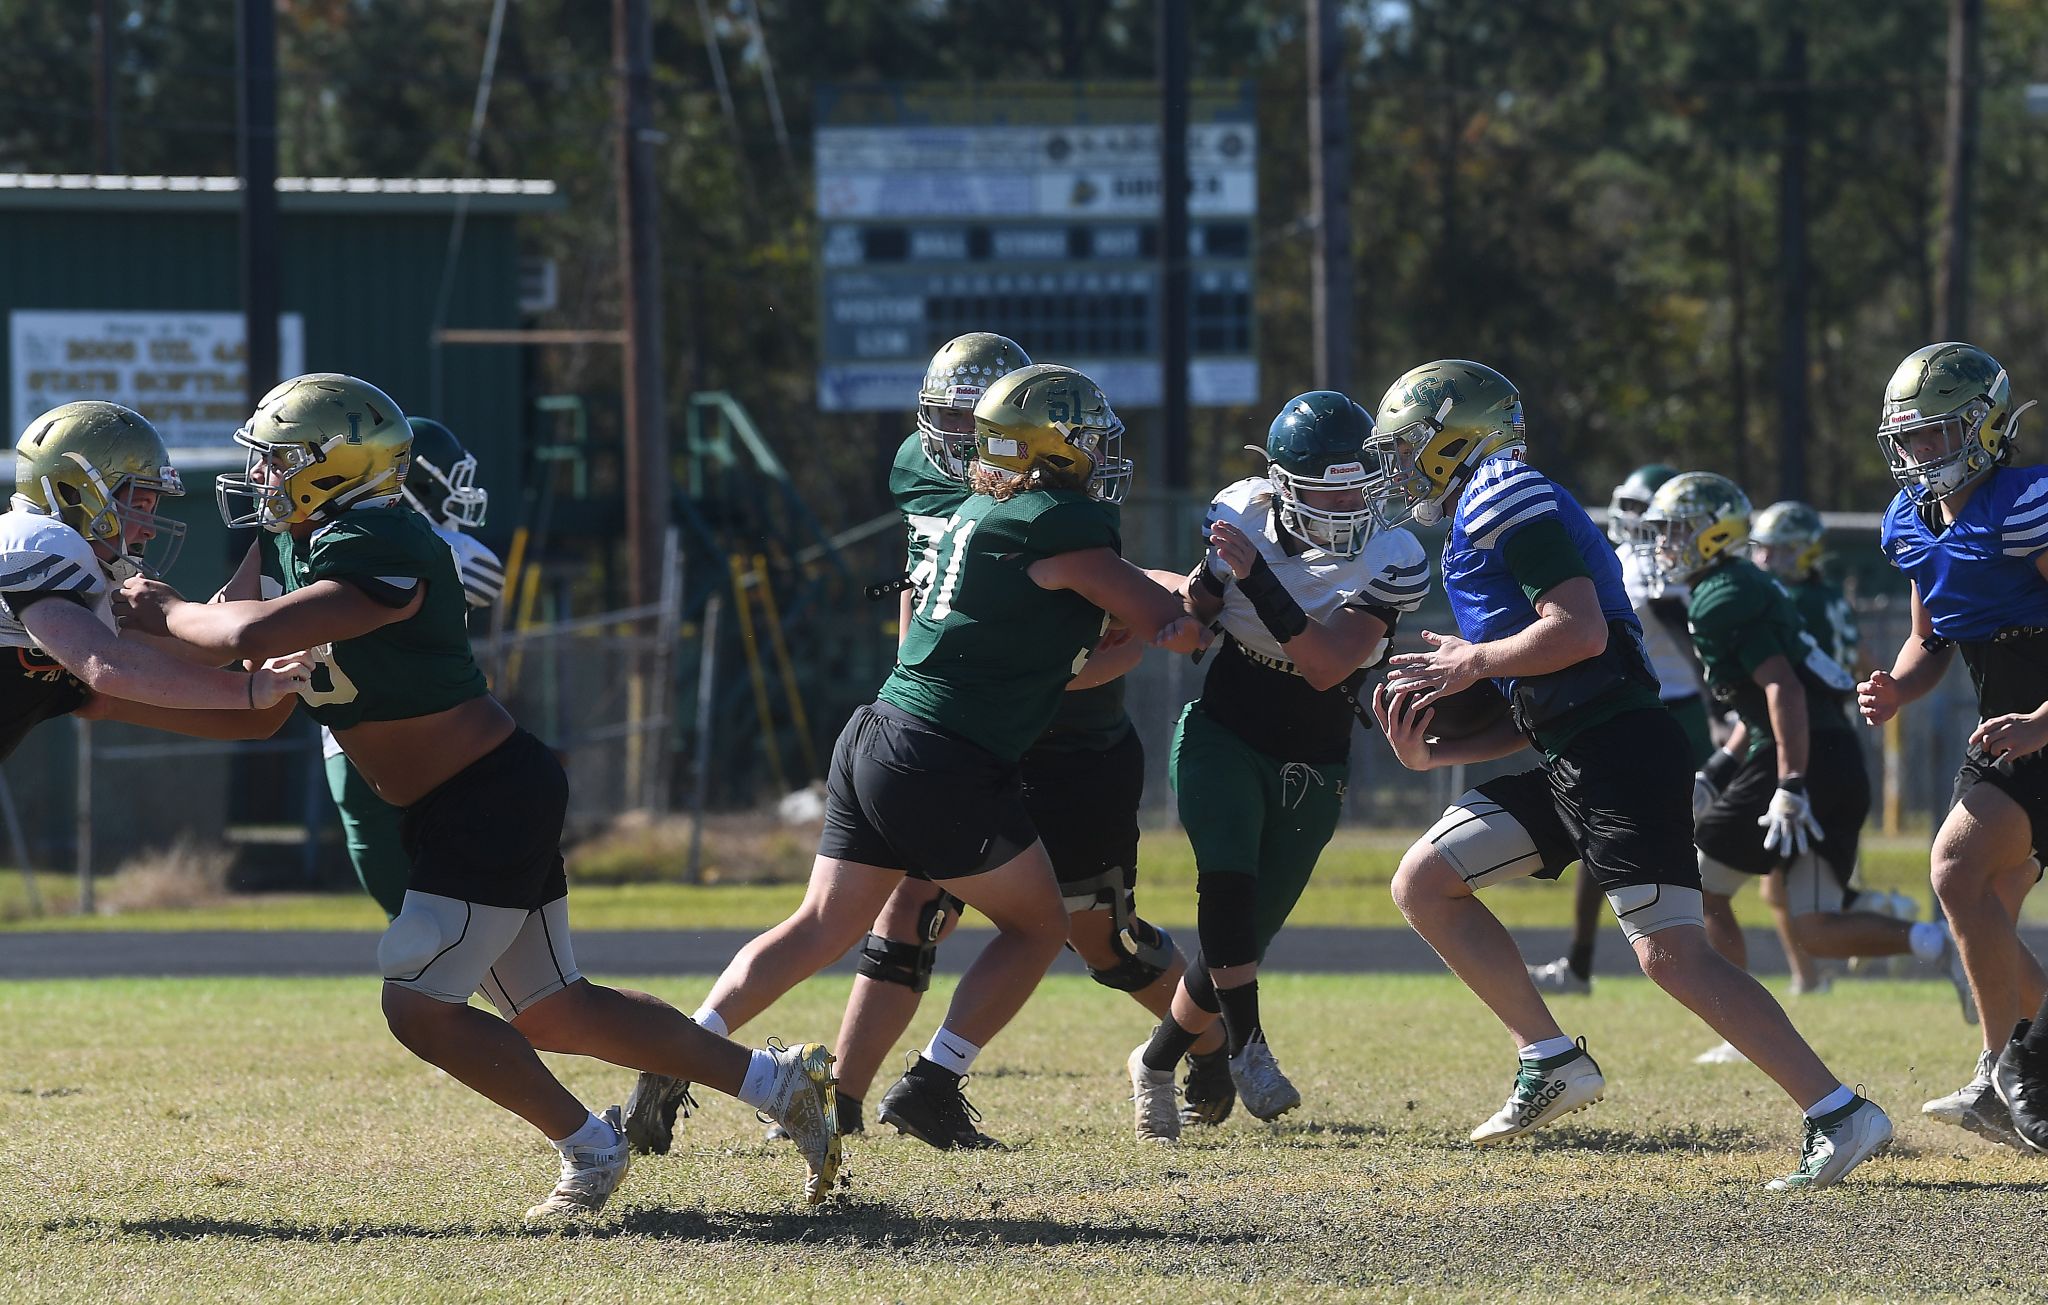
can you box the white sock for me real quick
[1908,920,1948,962]
[1519,1035,1577,1062]
[551,1111,614,1153]
[1804,1083,1856,1120]
[735,1048,780,1110]
[692,1006,729,1039]
[922,1028,982,1077]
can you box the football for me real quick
[1410,679,1511,739]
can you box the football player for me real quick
[1640,473,1966,1067]
[117,374,839,1219]
[318,417,504,919]
[1367,359,1891,1189]
[627,334,1198,1151]
[1129,391,1427,1138]
[1527,463,1713,997]
[1856,343,2048,1150]
[661,364,1206,1152]
[0,401,309,751]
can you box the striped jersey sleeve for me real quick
[2000,467,2048,558]
[0,511,104,617]
[1353,527,1430,612]
[434,526,506,608]
[1457,458,1557,551]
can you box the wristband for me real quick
[1700,748,1741,788]
[1776,773,1806,795]
[1190,561,1226,599]
[1236,554,1308,643]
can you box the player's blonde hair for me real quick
[968,459,1088,500]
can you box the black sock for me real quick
[1567,942,1595,982]
[1142,1017,1200,1072]
[908,1054,961,1087]
[1216,980,1262,1055]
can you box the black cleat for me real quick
[1992,1021,2048,1154]
[622,1072,696,1156]
[876,1057,1001,1151]
[1180,1048,1236,1127]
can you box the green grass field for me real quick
[1,972,2040,1302]
[0,831,1983,934]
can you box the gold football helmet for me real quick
[1641,472,1751,584]
[216,373,411,531]
[973,363,1130,502]
[1750,500,1824,580]
[1877,342,2033,503]
[14,400,186,577]
[918,333,1033,481]
[1369,360,1526,525]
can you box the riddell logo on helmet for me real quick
[1888,410,1921,425]
[1325,461,1365,477]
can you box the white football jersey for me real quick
[1618,542,1698,699]
[0,499,115,649]
[1205,477,1429,669]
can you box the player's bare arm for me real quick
[1857,582,1950,725]
[1750,654,1812,780]
[120,573,421,661]
[1386,576,1608,707]
[23,596,308,711]
[1028,547,1210,655]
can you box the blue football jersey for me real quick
[1444,454,1639,647]
[1880,463,2048,641]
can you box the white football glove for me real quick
[436,529,507,608]
[1757,778,1822,858]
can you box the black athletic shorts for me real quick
[1020,724,1144,891]
[1954,746,2048,867]
[400,727,568,910]
[1695,728,1869,881]
[819,700,1038,881]
[1471,707,1700,893]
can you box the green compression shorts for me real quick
[1169,701,1347,958]
[324,749,408,920]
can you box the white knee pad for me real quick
[1425,790,1547,890]
[1696,854,1752,899]
[1606,883,1705,944]
[379,891,530,1006]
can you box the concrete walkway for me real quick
[3,924,1997,980]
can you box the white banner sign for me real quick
[9,310,306,463]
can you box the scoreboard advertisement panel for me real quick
[815,82,1257,413]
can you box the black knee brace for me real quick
[1088,918,1178,992]
[855,933,938,993]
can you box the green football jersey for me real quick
[1787,574,1858,674]
[879,487,1119,761]
[888,432,1131,756]
[1687,557,1854,758]
[269,505,489,730]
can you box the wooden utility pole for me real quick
[1308,0,1351,396]
[615,0,669,611]
[1936,0,1982,340]
[1776,20,1810,503]
[1157,0,1190,490]
[236,0,280,409]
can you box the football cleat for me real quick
[1694,1039,1751,1065]
[525,1105,630,1223]
[1180,1047,1236,1127]
[622,1072,696,1156]
[757,1040,841,1204]
[1471,1039,1604,1145]
[1228,1039,1302,1121]
[877,1057,1001,1151]
[1526,957,1591,996]
[1127,1043,1181,1143]
[1767,1096,1893,1190]
[1992,1022,2048,1154]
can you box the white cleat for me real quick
[1923,1050,2028,1150]
[1694,1039,1751,1065]
[1127,1043,1182,1143]
[1228,1040,1302,1121]
[525,1105,630,1223]
[1767,1096,1893,1190]
[1526,957,1592,996]
[1471,1039,1604,1145]
[758,1040,841,1205]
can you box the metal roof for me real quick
[0,174,563,214]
